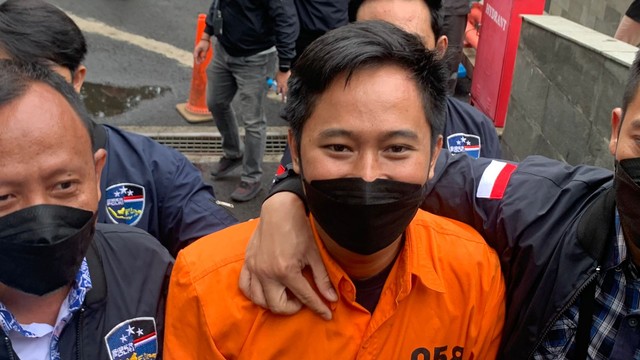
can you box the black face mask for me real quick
[616,158,640,249]
[303,177,425,255]
[0,204,96,296]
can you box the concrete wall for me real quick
[502,15,637,169]
[545,0,629,36]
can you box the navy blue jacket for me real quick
[204,0,299,67]
[424,151,616,358]
[0,224,174,360]
[443,96,501,159]
[97,125,237,255]
[295,0,348,33]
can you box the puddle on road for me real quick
[80,82,170,118]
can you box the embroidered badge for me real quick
[105,183,145,226]
[105,317,157,360]
[447,133,481,159]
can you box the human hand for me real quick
[193,39,210,65]
[239,192,337,320]
[275,70,290,102]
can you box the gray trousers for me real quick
[207,42,274,183]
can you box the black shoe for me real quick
[230,181,262,202]
[210,156,242,178]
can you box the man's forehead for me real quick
[0,83,86,138]
[357,0,434,46]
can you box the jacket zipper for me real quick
[75,307,85,360]
[4,337,14,360]
[527,266,601,359]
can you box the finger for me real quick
[238,264,253,300]
[262,278,303,316]
[284,273,333,320]
[306,248,337,302]
[245,266,269,309]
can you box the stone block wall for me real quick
[501,15,636,169]
[546,0,629,36]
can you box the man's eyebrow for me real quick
[630,119,640,130]
[318,128,353,139]
[380,130,420,141]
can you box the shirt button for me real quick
[615,266,622,272]
[628,318,638,327]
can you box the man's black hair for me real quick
[621,50,640,119]
[0,0,87,72]
[0,60,96,149]
[284,20,448,150]
[348,0,444,37]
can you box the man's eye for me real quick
[328,144,349,152]
[389,145,407,153]
[0,194,12,201]
[56,182,74,190]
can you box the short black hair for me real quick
[348,0,444,37]
[622,51,640,119]
[284,20,447,150]
[0,60,96,149]
[0,0,87,71]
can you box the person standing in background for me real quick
[195,0,299,202]
[442,0,471,94]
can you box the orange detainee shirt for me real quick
[164,209,505,360]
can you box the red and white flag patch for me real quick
[476,160,517,199]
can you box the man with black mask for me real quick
[239,49,640,360]
[163,21,505,359]
[0,60,173,359]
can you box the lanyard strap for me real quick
[575,279,597,360]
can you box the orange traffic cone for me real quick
[176,14,214,123]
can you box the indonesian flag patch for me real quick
[476,160,517,199]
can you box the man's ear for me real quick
[93,148,107,201]
[288,129,301,174]
[72,65,87,93]
[609,107,623,156]
[435,35,448,57]
[428,136,443,179]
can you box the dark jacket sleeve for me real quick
[204,0,217,36]
[267,0,300,67]
[423,151,614,255]
[158,148,238,255]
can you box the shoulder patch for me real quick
[476,160,517,199]
[105,317,157,360]
[105,183,145,226]
[447,133,481,159]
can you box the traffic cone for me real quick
[176,13,214,123]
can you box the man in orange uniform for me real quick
[164,21,505,359]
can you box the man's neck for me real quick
[0,284,70,326]
[318,228,404,280]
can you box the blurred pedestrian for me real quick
[195,0,299,202]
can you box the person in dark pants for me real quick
[442,0,471,94]
[195,0,299,202]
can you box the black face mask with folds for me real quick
[0,204,96,296]
[303,177,426,255]
[615,158,640,249]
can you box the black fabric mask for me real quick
[0,204,96,296]
[615,158,640,249]
[304,177,425,255]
